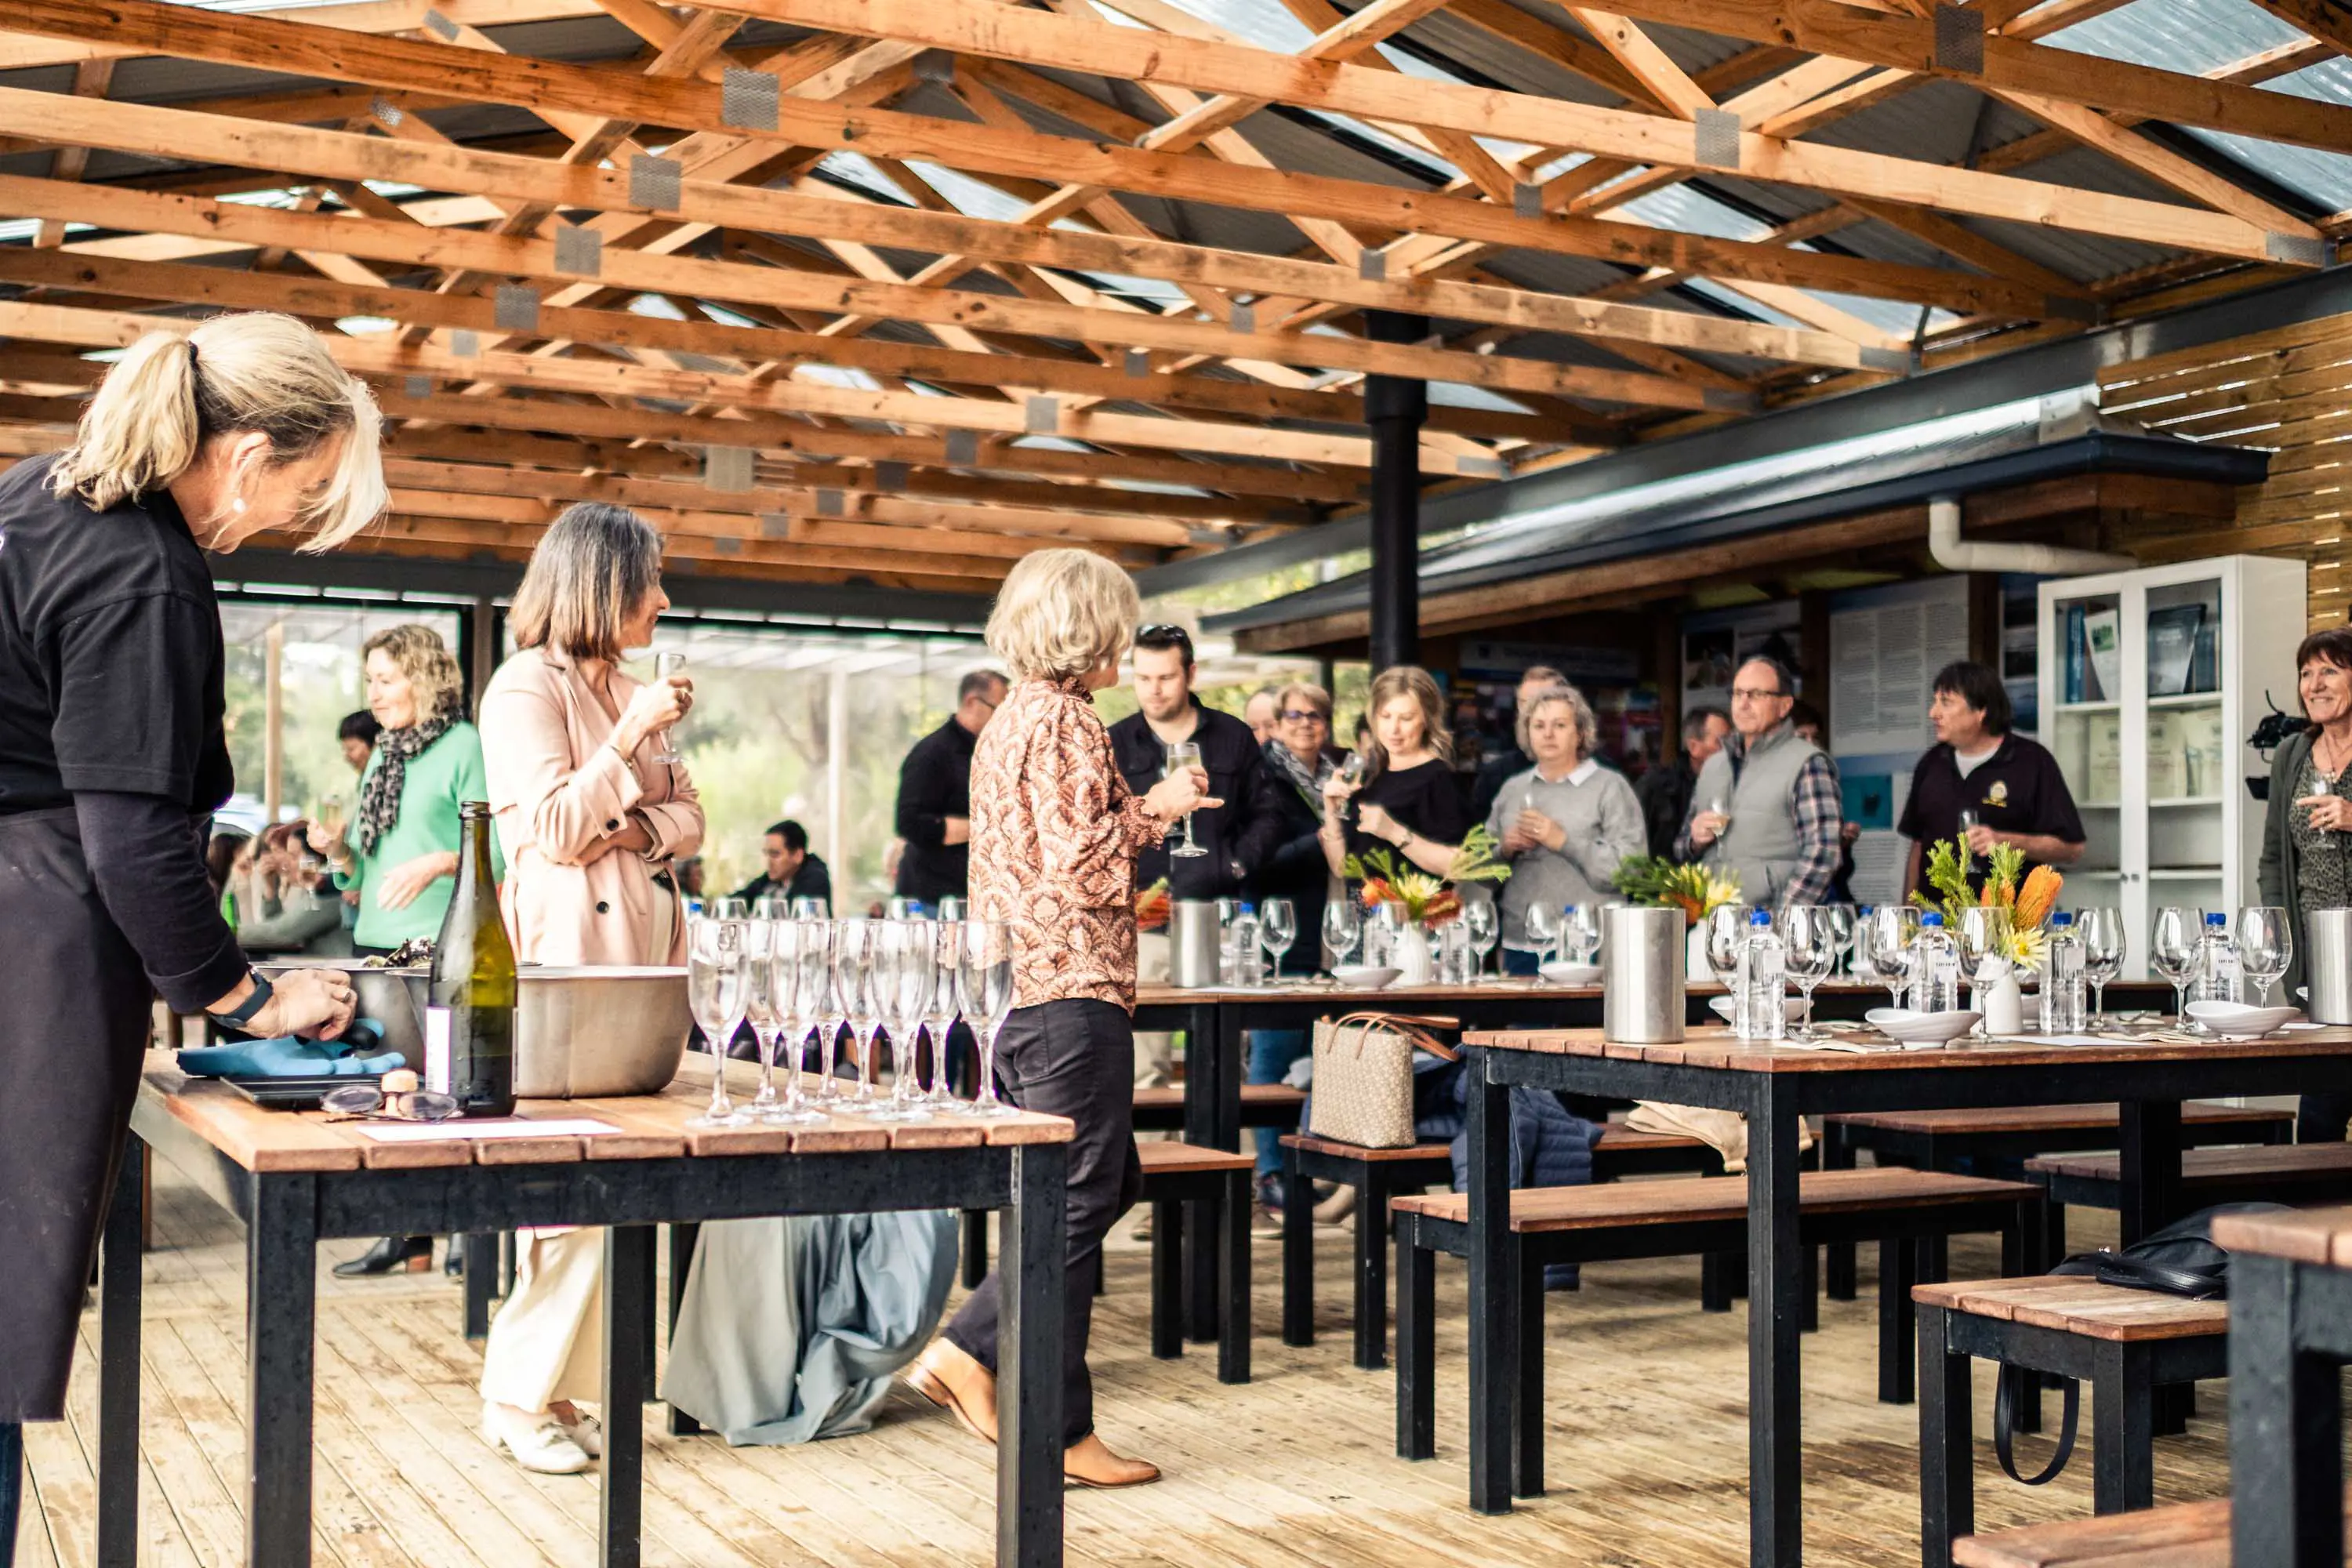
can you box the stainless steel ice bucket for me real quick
[1602,905,1686,1044]
[2307,908,2352,1025]
[1169,900,1221,989]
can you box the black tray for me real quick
[223,1074,383,1112]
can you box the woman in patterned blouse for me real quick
[905,549,1215,1488]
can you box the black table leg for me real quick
[1218,1167,1250,1385]
[602,1225,651,1568]
[1280,1143,1313,1348]
[1181,1003,1223,1345]
[2230,1253,2343,1568]
[1149,1197,1181,1359]
[1395,1218,1434,1461]
[1748,1076,1805,1568]
[1000,1142,1068,1568]
[2089,1341,2153,1515]
[1918,1305,1971,1568]
[96,1134,143,1568]
[962,1210,990,1290]
[1465,1047,1514,1515]
[462,1233,497,1341]
[2117,1098,2183,1247]
[246,1173,318,1568]
[1821,1121,1857,1301]
[1512,1241,1544,1500]
[666,1223,702,1438]
[1878,1238,1917,1405]
[1354,1166,1389,1370]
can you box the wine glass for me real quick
[652,649,688,764]
[814,921,849,1106]
[684,916,747,1128]
[1524,902,1562,969]
[1322,898,1361,971]
[1367,899,1404,969]
[1462,899,1497,980]
[760,920,824,1125]
[1860,904,1920,1011]
[953,919,1018,1119]
[836,918,883,1112]
[922,919,964,1107]
[1958,906,2014,1031]
[2080,906,2125,1018]
[1824,902,1859,976]
[873,919,935,1121]
[2238,905,2292,1008]
[1166,740,1207,859]
[1779,904,1838,1040]
[1259,897,1296,982]
[789,895,828,920]
[1560,903,1603,967]
[1956,808,1980,873]
[1703,902,1756,982]
[2151,906,2202,1023]
[753,895,789,921]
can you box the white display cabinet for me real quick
[2037,555,2307,979]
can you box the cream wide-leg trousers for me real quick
[478,1228,604,1411]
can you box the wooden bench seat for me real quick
[1916,1278,2232,1568]
[2027,1142,2352,1213]
[1393,1167,2038,1498]
[1136,1139,1254,1383]
[1951,1487,2352,1567]
[1131,1082,1305,1132]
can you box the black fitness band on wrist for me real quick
[209,970,275,1028]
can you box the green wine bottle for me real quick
[426,801,517,1116]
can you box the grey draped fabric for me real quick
[659,1210,958,1445]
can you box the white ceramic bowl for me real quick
[1708,995,1807,1027]
[1864,1007,1983,1047]
[1331,964,1402,991]
[1539,962,1603,985]
[2184,1000,2300,1040]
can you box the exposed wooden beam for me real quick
[32,58,114,249]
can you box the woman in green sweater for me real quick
[310,623,500,956]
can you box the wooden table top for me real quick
[2212,1203,2352,1266]
[1131,978,1941,1007]
[1462,1023,2352,1074]
[137,1051,1073,1174]
[1912,1275,2228,1343]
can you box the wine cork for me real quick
[381,1068,420,1095]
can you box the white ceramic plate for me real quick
[1864,1007,1983,1047]
[1708,995,1807,1026]
[2183,1000,2300,1040]
[1331,965,1402,990]
[1539,962,1603,985]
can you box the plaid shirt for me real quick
[1673,724,1844,908]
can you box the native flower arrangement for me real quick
[1346,824,1511,927]
[1134,877,1171,932]
[1910,837,2063,966]
[1612,855,1744,928]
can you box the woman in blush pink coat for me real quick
[474,501,704,1475]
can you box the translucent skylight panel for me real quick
[814,151,914,206]
[2041,0,2299,74]
[903,161,1033,223]
[1080,270,1192,301]
[795,363,886,393]
[1680,277,1809,330]
[1429,383,1537,414]
[1147,0,1312,50]
[2184,128,2352,209]
[1798,289,1936,337]
[1011,434,1096,452]
[632,296,691,321]
[1613,183,1773,242]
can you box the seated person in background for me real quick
[733,818,832,912]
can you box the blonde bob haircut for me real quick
[362,624,465,728]
[1363,664,1454,781]
[1517,681,1598,759]
[985,548,1142,681]
[510,502,665,663]
[48,313,387,549]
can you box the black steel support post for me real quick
[1000,1143,1069,1568]
[96,1135,143,1568]
[1364,310,1428,675]
[247,1174,318,1568]
[1464,1046,1515,1514]
[602,1225,652,1568]
[1748,1076,1805,1568]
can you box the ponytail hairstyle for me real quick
[47,312,387,550]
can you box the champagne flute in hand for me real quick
[652,650,688,764]
[1166,740,1207,858]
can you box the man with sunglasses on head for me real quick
[893,667,1007,909]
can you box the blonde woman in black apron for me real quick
[0,313,385,1559]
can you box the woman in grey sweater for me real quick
[1488,683,1646,975]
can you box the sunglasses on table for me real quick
[321,1082,462,1123]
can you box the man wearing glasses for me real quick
[1675,655,1843,909]
[893,667,1007,908]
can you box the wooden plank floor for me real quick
[15,1164,2259,1567]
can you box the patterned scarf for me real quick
[354,709,456,858]
[1265,735,1336,811]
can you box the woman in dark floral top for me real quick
[904,549,1213,1489]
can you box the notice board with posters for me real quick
[1828,576,1972,907]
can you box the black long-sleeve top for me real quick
[1108,700,1284,901]
[894,715,978,902]
[1250,742,1336,975]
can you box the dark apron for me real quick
[0,806,157,1421]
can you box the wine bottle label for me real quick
[424,1005,453,1095]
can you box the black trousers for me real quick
[944,997,1142,1446]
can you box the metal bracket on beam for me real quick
[816,488,845,517]
[1358,249,1388,282]
[1454,456,1508,479]
[1933,5,1985,74]
[2268,233,2331,267]
[1703,387,1759,412]
[720,68,779,132]
[913,49,956,83]
[2043,293,2102,324]
[492,285,540,333]
[1512,183,1545,220]
[421,8,460,39]
[629,154,682,212]
[402,375,432,400]
[1125,348,1151,378]
[448,329,480,358]
[1858,346,1916,374]
[1230,300,1256,336]
[874,461,909,492]
[1024,396,1059,434]
[703,446,756,493]
[370,96,405,126]
[758,512,792,539]
[712,536,742,556]
[1691,108,1741,169]
[945,429,981,466]
[553,225,603,278]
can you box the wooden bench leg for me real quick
[962,1208,989,1290]
[1395,1219,1436,1461]
[1802,1246,1819,1334]
[1878,1237,1917,1405]
[1219,1168,1250,1385]
[462,1232,496,1341]
[1824,1122,1857,1301]
[2092,1342,2155,1515]
[1998,1205,2042,1434]
[667,1222,702,1437]
[1150,1197,1183,1360]
[1701,1250,1733,1312]
[1281,1144,1314,1348]
[1354,1168,1389,1370]
[1918,1305,1973,1568]
[1512,1244,1544,1500]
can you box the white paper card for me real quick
[423,1005,452,1094]
[355,1118,622,1142]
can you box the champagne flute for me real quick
[1779,904,1837,1040]
[753,895,789,921]
[1367,899,1404,969]
[837,918,884,1112]
[1321,899,1361,971]
[2238,905,2292,1008]
[761,920,824,1124]
[789,895,827,920]
[922,919,964,1107]
[740,916,782,1120]
[2080,906,2125,1018]
[953,919,1018,1119]
[814,921,848,1106]
[652,649,688,764]
[1258,897,1296,982]
[2151,906,2201,1023]
[873,919,935,1121]
[684,916,748,1127]
[790,918,838,1110]
[1956,808,1980,874]
[1166,740,1207,858]
[1462,899,1498,980]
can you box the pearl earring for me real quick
[231,497,246,514]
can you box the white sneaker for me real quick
[557,1409,603,1458]
[481,1404,592,1475]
